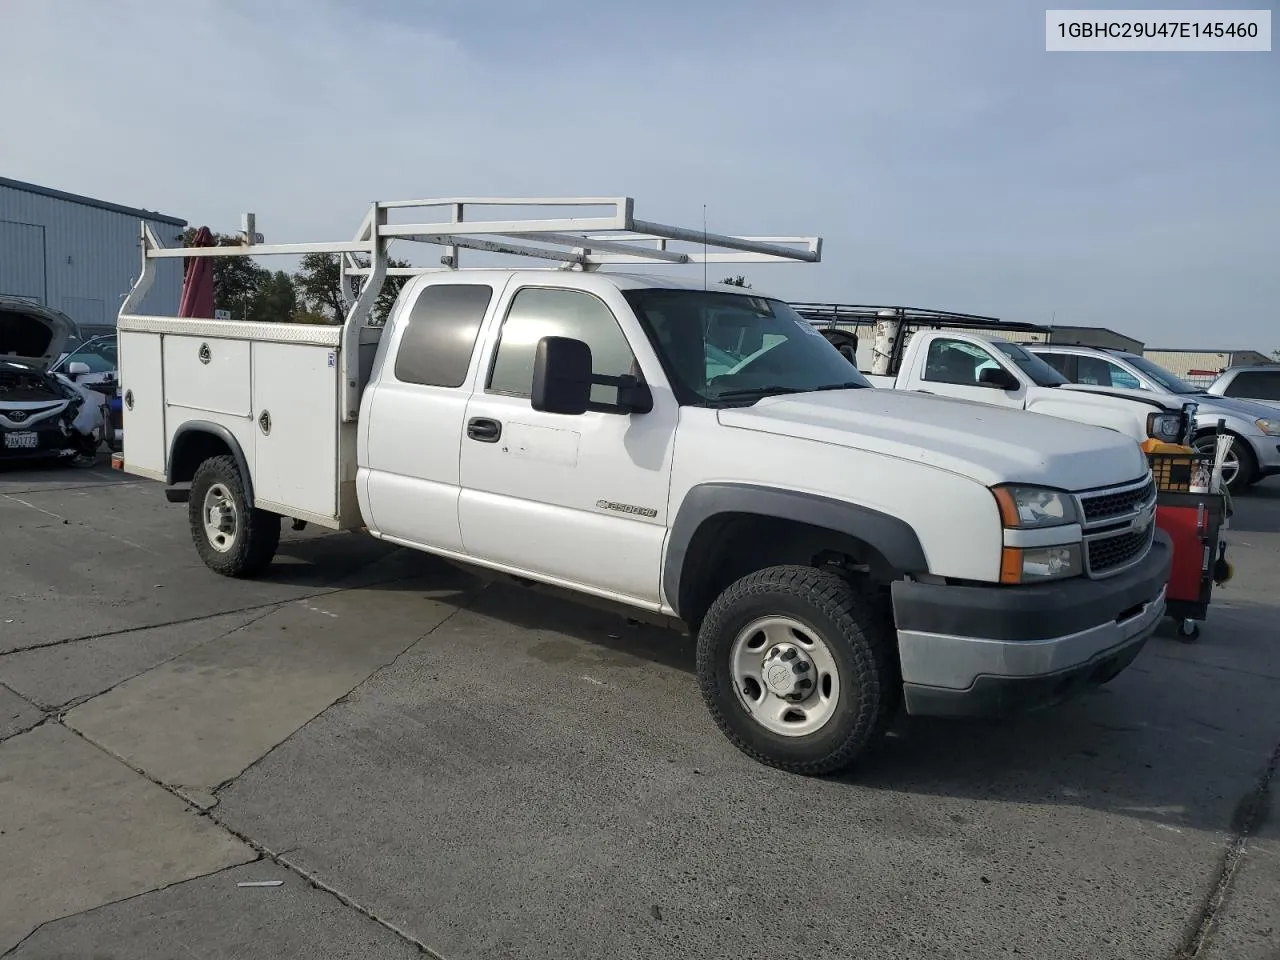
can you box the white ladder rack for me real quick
[119,196,823,421]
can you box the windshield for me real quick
[57,335,118,374]
[991,340,1069,387]
[622,289,871,404]
[1120,354,1201,394]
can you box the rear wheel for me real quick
[188,455,280,578]
[696,565,897,776]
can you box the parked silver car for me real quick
[1206,364,1280,412]
[1026,344,1280,492]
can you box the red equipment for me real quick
[1145,443,1233,641]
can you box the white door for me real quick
[458,284,677,606]
[915,336,1026,409]
[363,279,500,553]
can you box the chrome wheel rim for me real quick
[202,483,239,553]
[729,616,840,737]
[1194,435,1239,486]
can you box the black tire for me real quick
[696,565,897,776]
[1194,431,1256,492]
[188,455,280,578]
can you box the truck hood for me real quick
[718,389,1149,490]
[0,299,76,373]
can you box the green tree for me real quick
[721,275,751,288]
[293,253,411,324]
[247,271,298,325]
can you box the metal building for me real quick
[1047,325,1144,353]
[0,176,186,332]
[1142,348,1274,386]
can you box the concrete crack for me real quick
[48,607,280,713]
[56,722,448,959]
[1174,736,1280,959]
[0,572,422,657]
[208,591,481,797]
[0,857,264,959]
[0,679,56,742]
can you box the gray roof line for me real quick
[0,176,187,227]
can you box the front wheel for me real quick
[1193,432,1256,492]
[695,565,897,776]
[188,455,280,578]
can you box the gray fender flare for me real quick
[167,420,255,508]
[663,482,929,618]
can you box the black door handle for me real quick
[466,417,502,443]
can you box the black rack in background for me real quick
[789,303,1052,373]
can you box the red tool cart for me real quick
[1144,428,1234,642]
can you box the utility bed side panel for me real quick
[250,340,340,522]
[119,315,343,347]
[118,331,166,480]
[163,335,252,418]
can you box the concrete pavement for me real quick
[0,458,1277,958]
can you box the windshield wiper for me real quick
[713,382,866,401]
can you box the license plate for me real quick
[3,432,38,449]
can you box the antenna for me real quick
[702,204,709,290]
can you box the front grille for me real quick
[1079,477,1156,525]
[1086,524,1154,576]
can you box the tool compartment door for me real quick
[250,341,339,521]
[118,330,166,480]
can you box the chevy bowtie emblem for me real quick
[1133,508,1153,533]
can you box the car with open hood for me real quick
[0,297,109,464]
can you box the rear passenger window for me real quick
[1224,371,1280,401]
[487,287,636,407]
[394,284,494,388]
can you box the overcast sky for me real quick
[2,0,1276,349]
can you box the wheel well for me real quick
[169,431,234,484]
[676,513,895,629]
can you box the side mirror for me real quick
[531,336,592,415]
[66,361,91,379]
[979,366,1019,390]
[616,374,654,414]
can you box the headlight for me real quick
[1000,544,1084,584]
[991,485,1079,528]
[1146,412,1183,443]
[1256,419,1280,437]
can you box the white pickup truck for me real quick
[800,309,1197,448]
[115,197,1172,776]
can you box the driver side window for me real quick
[487,287,636,407]
[923,338,1000,386]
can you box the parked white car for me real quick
[114,197,1171,776]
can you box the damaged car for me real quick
[1,297,109,465]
